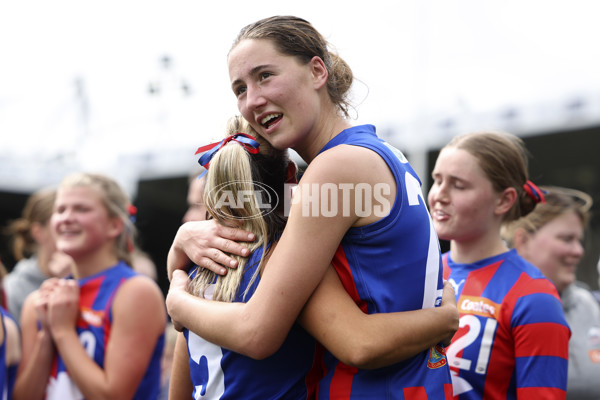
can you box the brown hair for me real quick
[502,187,592,247]
[230,15,354,118]
[445,131,537,222]
[5,188,56,261]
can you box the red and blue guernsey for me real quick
[46,262,165,400]
[1,307,17,400]
[184,245,317,400]
[313,125,453,399]
[443,249,570,399]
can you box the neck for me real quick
[71,244,120,279]
[295,113,351,163]
[450,231,509,265]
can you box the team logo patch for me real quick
[427,344,447,369]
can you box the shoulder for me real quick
[114,274,164,305]
[303,144,392,189]
[501,251,552,282]
[112,275,166,327]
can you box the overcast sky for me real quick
[1,0,600,193]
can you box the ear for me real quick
[30,222,45,243]
[286,160,299,184]
[309,56,328,90]
[106,216,124,240]
[495,187,517,216]
[512,228,530,250]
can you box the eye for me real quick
[234,85,247,97]
[259,71,272,81]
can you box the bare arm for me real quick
[167,219,255,279]
[12,284,56,400]
[166,147,410,359]
[48,277,166,400]
[167,152,363,358]
[299,268,458,369]
[4,311,21,368]
[168,332,194,400]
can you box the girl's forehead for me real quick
[56,185,102,202]
[229,40,282,73]
[436,147,478,171]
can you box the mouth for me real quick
[431,209,450,221]
[260,113,282,130]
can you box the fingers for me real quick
[215,223,255,243]
[167,220,254,279]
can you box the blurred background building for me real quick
[2,0,599,295]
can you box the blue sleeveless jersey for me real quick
[46,262,165,400]
[443,249,570,399]
[313,125,453,399]
[0,307,17,400]
[184,246,317,399]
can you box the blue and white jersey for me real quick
[313,125,452,399]
[185,246,316,400]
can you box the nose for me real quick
[572,240,585,259]
[244,83,267,113]
[54,207,75,223]
[428,181,448,206]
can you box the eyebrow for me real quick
[231,64,274,90]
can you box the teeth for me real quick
[260,113,281,125]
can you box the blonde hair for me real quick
[58,173,136,266]
[502,186,592,247]
[189,116,289,302]
[5,188,56,261]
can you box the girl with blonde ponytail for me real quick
[169,115,459,400]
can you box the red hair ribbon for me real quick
[523,180,546,204]
[195,133,260,169]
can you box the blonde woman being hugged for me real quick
[169,116,458,399]
[13,173,166,400]
[167,16,454,398]
[428,132,570,399]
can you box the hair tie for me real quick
[127,204,138,223]
[195,133,260,169]
[126,204,138,253]
[523,180,546,204]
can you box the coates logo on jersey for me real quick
[458,295,500,319]
[80,307,105,327]
[427,344,448,369]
